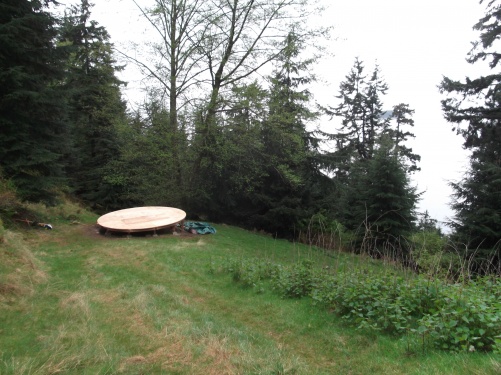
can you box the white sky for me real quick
[310,0,489,229]
[60,0,490,229]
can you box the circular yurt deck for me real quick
[97,206,186,233]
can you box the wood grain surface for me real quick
[97,206,186,232]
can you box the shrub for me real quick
[410,230,448,276]
[418,280,501,352]
[312,271,416,335]
[273,259,319,298]
[213,255,501,352]
[220,258,278,290]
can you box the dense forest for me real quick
[1,0,500,276]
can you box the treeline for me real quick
[0,0,499,276]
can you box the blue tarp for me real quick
[183,221,216,234]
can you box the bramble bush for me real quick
[418,279,501,352]
[311,271,441,335]
[211,256,501,353]
[272,259,320,298]
[217,258,279,291]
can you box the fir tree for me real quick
[341,138,419,256]
[449,150,501,250]
[388,103,420,173]
[365,64,389,159]
[212,81,269,223]
[325,60,420,253]
[253,31,323,236]
[324,60,419,175]
[58,0,127,209]
[363,138,419,253]
[0,0,68,203]
[108,99,185,209]
[324,59,389,164]
[325,58,369,162]
[440,0,501,255]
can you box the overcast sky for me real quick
[310,0,489,229]
[60,0,490,229]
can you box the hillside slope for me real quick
[0,210,499,374]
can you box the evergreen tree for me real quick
[363,138,419,253]
[325,58,368,164]
[252,31,324,236]
[324,59,388,165]
[324,60,419,175]
[58,0,127,209]
[449,152,501,250]
[365,64,390,159]
[440,0,501,254]
[341,138,419,256]
[206,81,269,223]
[337,158,369,233]
[325,60,420,252]
[0,0,68,203]
[388,103,420,173]
[417,210,442,234]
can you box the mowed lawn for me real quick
[1,219,500,374]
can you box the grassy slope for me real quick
[0,209,500,374]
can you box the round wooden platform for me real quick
[97,206,186,233]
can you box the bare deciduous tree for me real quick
[200,0,317,134]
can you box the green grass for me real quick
[0,209,499,374]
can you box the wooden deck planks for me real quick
[97,206,186,232]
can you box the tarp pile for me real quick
[183,221,216,234]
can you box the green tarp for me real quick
[183,221,216,234]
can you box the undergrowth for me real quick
[211,256,501,354]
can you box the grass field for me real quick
[1,207,500,374]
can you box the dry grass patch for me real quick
[91,288,122,305]
[491,359,501,373]
[60,291,92,319]
[0,231,48,303]
[99,285,244,374]
[119,339,193,373]
[96,287,196,372]
[199,336,240,375]
[115,313,197,373]
[32,316,112,374]
[180,285,207,305]
[169,237,208,252]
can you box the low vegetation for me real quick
[1,202,500,374]
[213,257,501,353]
